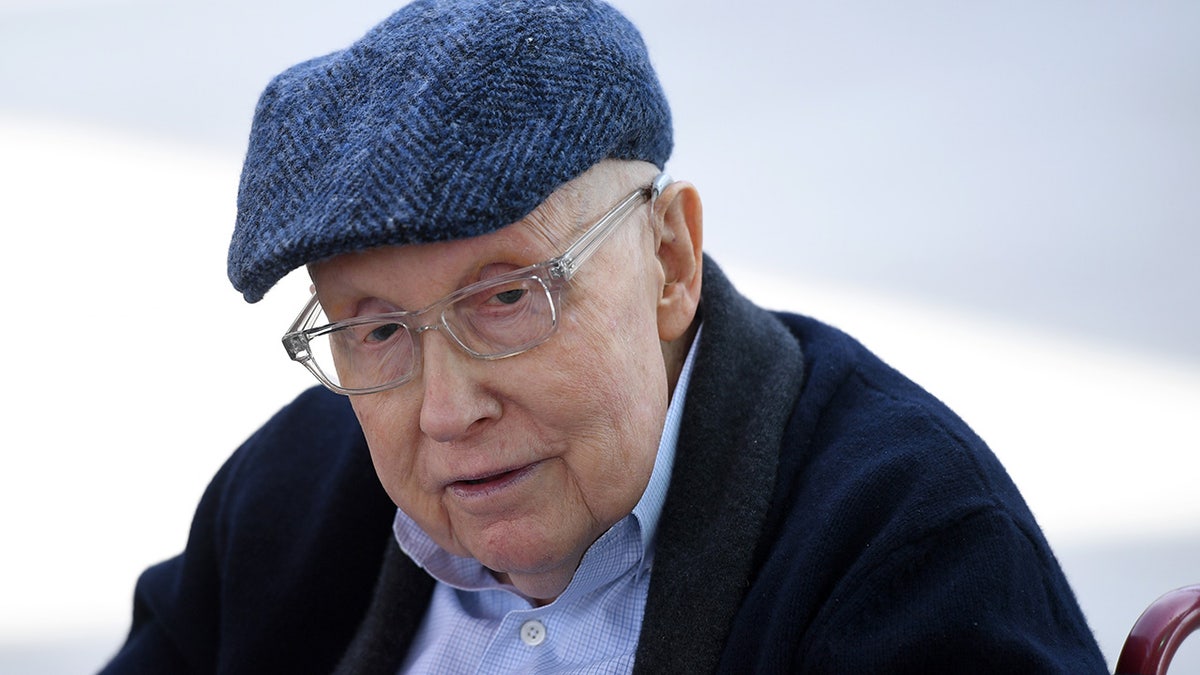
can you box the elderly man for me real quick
[103,1,1107,673]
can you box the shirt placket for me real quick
[476,608,553,673]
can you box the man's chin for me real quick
[494,567,576,605]
[477,545,583,603]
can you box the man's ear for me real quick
[654,180,703,342]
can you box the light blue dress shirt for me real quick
[394,327,702,674]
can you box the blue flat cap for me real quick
[228,0,673,302]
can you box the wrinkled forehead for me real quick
[309,159,657,298]
[227,0,673,304]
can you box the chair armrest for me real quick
[1115,585,1200,675]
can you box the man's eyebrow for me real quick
[351,295,408,317]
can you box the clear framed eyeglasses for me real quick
[283,173,672,395]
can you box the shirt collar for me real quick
[392,323,703,592]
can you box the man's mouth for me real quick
[459,469,519,486]
[449,463,539,497]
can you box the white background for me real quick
[1,0,1197,671]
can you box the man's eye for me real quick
[367,323,403,342]
[493,288,526,305]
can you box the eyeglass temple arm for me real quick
[549,172,672,281]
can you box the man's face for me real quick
[309,164,673,602]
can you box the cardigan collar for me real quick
[632,257,807,674]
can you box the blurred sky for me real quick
[1,0,1198,671]
[3,0,1199,360]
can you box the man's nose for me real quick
[416,330,500,443]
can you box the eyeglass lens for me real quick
[308,275,557,390]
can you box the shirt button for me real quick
[520,619,547,646]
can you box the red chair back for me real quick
[1115,584,1200,675]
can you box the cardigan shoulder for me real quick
[772,310,1034,532]
[767,310,1056,586]
[719,311,1107,673]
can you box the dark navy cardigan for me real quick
[102,260,1107,673]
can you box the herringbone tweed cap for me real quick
[228,0,673,302]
